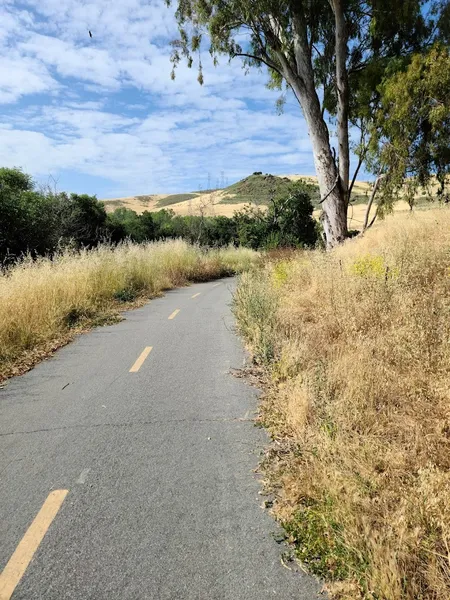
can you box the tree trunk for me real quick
[300,92,347,247]
[333,0,350,207]
[362,174,384,232]
[367,205,379,229]
[287,13,348,248]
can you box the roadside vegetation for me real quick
[0,240,257,382]
[234,207,450,599]
[0,165,319,382]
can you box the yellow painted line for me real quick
[168,309,180,320]
[129,346,153,372]
[191,293,201,299]
[0,489,68,600]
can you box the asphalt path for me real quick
[0,278,321,599]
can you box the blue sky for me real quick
[1,0,368,198]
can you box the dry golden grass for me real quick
[163,191,256,217]
[234,206,450,599]
[102,189,257,216]
[102,194,167,213]
[0,240,257,381]
[312,200,417,229]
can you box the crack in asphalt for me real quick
[0,416,255,437]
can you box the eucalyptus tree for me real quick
[167,0,446,247]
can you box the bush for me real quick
[0,168,59,261]
[266,183,317,247]
[0,169,110,262]
[233,182,317,250]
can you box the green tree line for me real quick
[0,167,318,263]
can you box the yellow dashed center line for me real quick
[168,309,180,320]
[129,346,153,372]
[191,293,201,299]
[0,490,68,600]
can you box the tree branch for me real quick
[349,125,368,198]
[312,43,324,59]
[348,151,365,199]
[232,52,282,75]
[319,172,340,204]
[362,173,385,232]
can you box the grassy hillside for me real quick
[234,207,450,599]
[156,193,199,207]
[134,194,155,204]
[0,241,258,382]
[220,173,308,205]
[102,173,372,217]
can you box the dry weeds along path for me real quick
[0,279,321,600]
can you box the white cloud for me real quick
[20,34,122,88]
[0,56,58,103]
[0,0,342,195]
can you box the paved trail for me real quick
[0,279,321,599]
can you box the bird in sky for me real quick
[88,30,93,38]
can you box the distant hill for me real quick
[101,173,442,229]
[101,173,373,217]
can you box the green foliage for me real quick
[232,268,279,364]
[368,45,450,209]
[106,207,149,242]
[0,168,59,260]
[271,260,290,287]
[350,254,385,278]
[233,205,268,249]
[266,184,318,247]
[0,167,33,192]
[134,195,154,204]
[57,193,108,247]
[0,169,108,262]
[222,174,294,206]
[284,498,369,583]
[151,208,177,238]
[350,254,400,279]
[233,182,317,249]
[113,288,137,303]
[140,211,156,240]
[1,168,317,262]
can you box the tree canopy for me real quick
[367,44,450,211]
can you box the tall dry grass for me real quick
[0,239,257,380]
[234,207,450,599]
